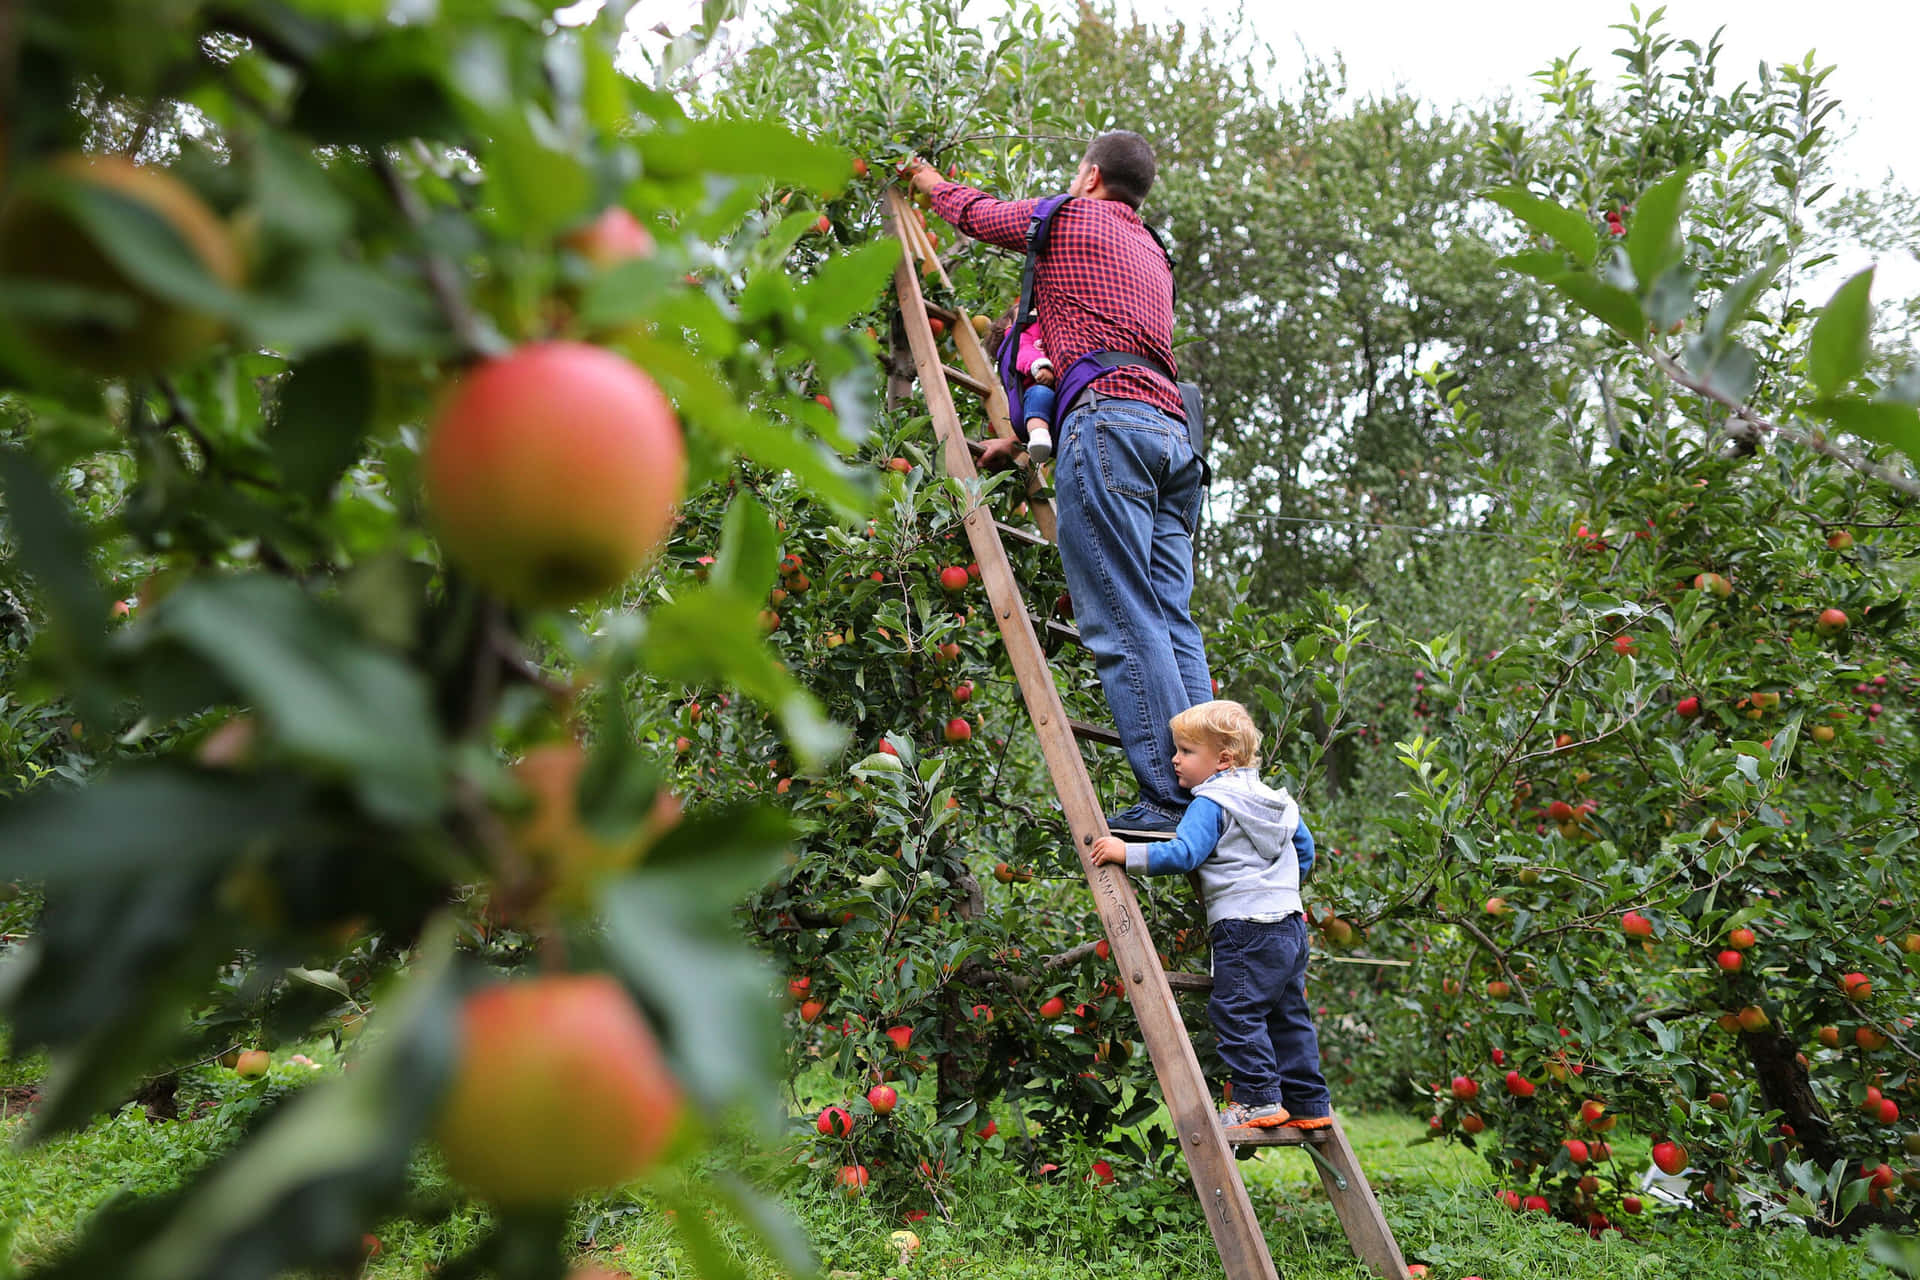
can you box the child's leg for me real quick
[1266,913,1333,1119]
[1021,385,1055,461]
[1206,919,1288,1113]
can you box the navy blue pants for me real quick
[1207,914,1332,1115]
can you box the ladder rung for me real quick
[1025,611,1080,648]
[1227,1125,1334,1148]
[1069,718,1120,747]
[924,300,958,323]
[994,519,1050,548]
[1165,971,1214,993]
[944,364,993,396]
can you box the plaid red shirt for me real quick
[928,182,1183,419]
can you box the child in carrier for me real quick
[988,305,1057,464]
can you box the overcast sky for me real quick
[611,0,1919,291]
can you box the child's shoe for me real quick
[1219,1101,1290,1130]
[1281,1114,1333,1131]
[1026,425,1053,464]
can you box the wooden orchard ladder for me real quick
[881,188,1411,1280]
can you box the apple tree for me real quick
[0,1,920,1276]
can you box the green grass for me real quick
[0,1052,1895,1280]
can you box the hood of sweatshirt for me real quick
[1193,768,1300,860]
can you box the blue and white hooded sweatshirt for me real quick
[1122,768,1314,924]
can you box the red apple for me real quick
[1486,980,1511,999]
[837,1164,869,1196]
[1504,1070,1535,1098]
[886,1025,912,1051]
[1817,1025,1842,1049]
[1484,896,1511,916]
[787,976,811,1000]
[1038,996,1067,1019]
[800,999,826,1023]
[1727,927,1756,950]
[1621,911,1654,938]
[425,343,685,608]
[1715,950,1744,972]
[867,1084,898,1114]
[1622,1195,1642,1214]
[1737,1005,1769,1032]
[814,214,832,234]
[952,681,974,704]
[817,1105,853,1136]
[1676,695,1702,719]
[939,565,970,592]
[562,207,655,267]
[1089,1159,1114,1185]
[1461,1113,1485,1134]
[1522,1195,1550,1213]
[1450,1075,1480,1101]
[1651,1140,1687,1176]
[1563,1138,1590,1165]
[434,975,683,1205]
[1841,972,1872,1001]
[944,717,972,744]
[1816,607,1849,636]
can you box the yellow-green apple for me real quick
[424,342,685,608]
[233,1049,271,1078]
[0,153,243,374]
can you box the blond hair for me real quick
[1169,700,1260,770]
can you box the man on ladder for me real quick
[904,131,1210,837]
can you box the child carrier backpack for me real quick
[994,194,1206,477]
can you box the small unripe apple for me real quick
[435,975,683,1205]
[1826,529,1853,550]
[425,343,686,608]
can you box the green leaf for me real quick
[1546,273,1645,342]
[267,344,375,505]
[1699,251,1785,354]
[0,446,109,671]
[1808,397,1920,461]
[794,239,903,331]
[1483,188,1598,261]
[1625,173,1689,300]
[600,819,793,1104]
[640,120,850,195]
[1684,337,1758,403]
[483,111,595,240]
[641,587,848,770]
[0,767,311,882]
[712,490,779,601]
[145,576,446,823]
[119,927,461,1280]
[1807,269,1875,396]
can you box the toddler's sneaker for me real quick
[1219,1101,1290,1130]
[1027,425,1053,464]
[1281,1114,1333,1131]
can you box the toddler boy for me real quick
[1090,700,1332,1131]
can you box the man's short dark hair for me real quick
[1083,131,1156,209]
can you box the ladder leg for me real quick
[1306,1120,1410,1279]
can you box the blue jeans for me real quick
[1207,915,1331,1115]
[1021,382,1056,433]
[1052,395,1212,817]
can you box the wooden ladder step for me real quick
[1026,611,1081,653]
[1165,970,1215,993]
[1226,1125,1335,1148]
[994,519,1050,548]
[1068,718,1120,747]
[924,300,959,323]
[945,364,993,397]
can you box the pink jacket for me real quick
[1015,326,1050,382]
